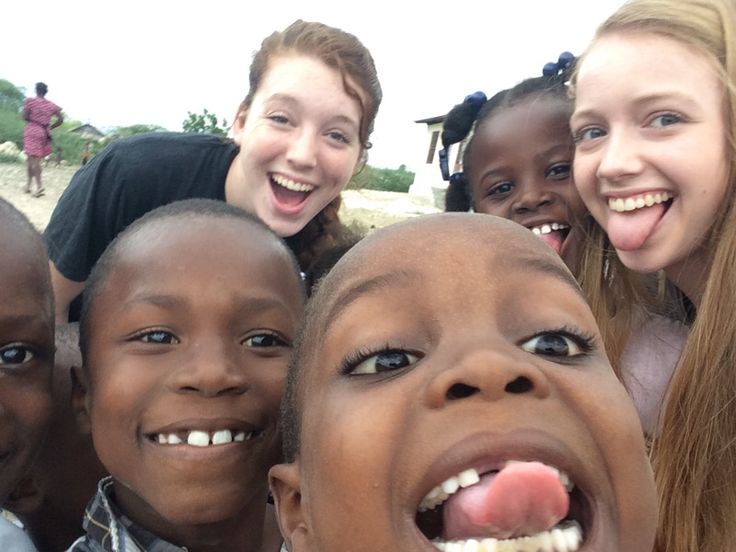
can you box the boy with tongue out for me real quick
[270,213,658,552]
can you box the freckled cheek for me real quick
[320,150,360,186]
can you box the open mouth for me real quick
[270,174,315,210]
[529,223,571,257]
[416,460,590,551]
[146,428,261,447]
[605,191,674,252]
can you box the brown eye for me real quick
[243,333,288,348]
[138,330,179,345]
[0,344,35,365]
[352,350,419,375]
[521,333,582,357]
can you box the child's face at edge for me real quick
[229,54,364,238]
[271,215,657,551]
[82,217,304,536]
[467,96,588,270]
[572,32,729,292]
[0,227,53,504]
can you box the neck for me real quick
[114,482,278,552]
[665,251,710,309]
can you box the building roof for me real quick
[69,124,105,140]
[414,115,445,125]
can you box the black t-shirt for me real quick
[43,132,239,320]
[44,132,238,281]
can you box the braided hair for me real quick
[440,52,575,211]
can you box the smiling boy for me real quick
[0,199,54,551]
[71,199,305,552]
[270,213,657,551]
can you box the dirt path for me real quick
[0,161,441,234]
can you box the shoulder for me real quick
[0,516,37,552]
[104,132,236,161]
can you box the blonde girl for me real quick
[570,0,736,550]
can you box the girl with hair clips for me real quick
[44,19,382,323]
[570,0,736,550]
[439,54,687,438]
[22,82,63,198]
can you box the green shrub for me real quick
[348,164,415,193]
[0,153,22,163]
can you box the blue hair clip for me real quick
[542,51,575,77]
[463,91,487,109]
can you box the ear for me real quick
[71,365,92,434]
[4,474,43,514]
[231,102,248,145]
[269,462,310,551]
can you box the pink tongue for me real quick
[537,230,565,256]
[272,181,309,207]
[606,203,665,252]
[442,462,569,541]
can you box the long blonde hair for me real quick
[573,1,736,550]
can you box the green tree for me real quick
[182,109,228,137]
[348,164,415,193]
[0,79,26,147]
[0,79,25,112]
[109,124,166,139]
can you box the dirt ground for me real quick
[0,161,440,234]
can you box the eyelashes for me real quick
[518,327,595,359]
[340,326,597,377]
[339,347,422,376]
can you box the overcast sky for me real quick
[3,0,624,170]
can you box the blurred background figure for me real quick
[22,82,63,197]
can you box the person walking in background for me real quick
[80,142,90,166]
[22,82,63,197]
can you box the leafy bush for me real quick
[0,153,22,163]
[0,109,24,148]
[348,164,415,193]
[182,109,229,136]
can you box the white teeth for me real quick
[212,429,232,445]
[458,468,481,488]
[559,471,573,492]
[530,222,569,236]
[419,462,575,512]
[432,521,582,552]
[441,477,460,495]
[608,191,671,212]
[153,429,252,447]
[187,430,210,447]
[272,174,315,192]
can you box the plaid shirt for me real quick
[67,477,186,552]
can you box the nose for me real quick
[286,127,318,169]
[424,347,551,409]
[595,130,644,183]
[511,182,555,215]
[168,339,248,398]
